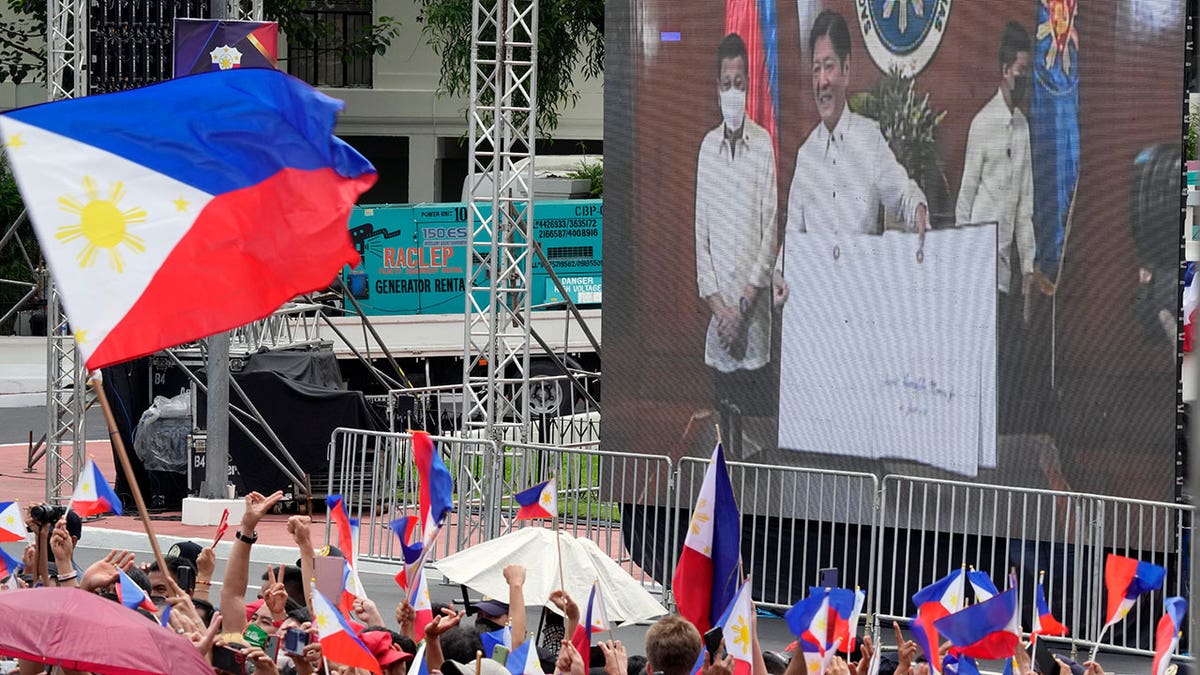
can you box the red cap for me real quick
[360,631,413,667]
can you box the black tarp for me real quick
[223,356,380,495]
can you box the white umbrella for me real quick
[430,527,668,625]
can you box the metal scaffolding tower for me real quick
[44,0,90,503]
[462,0,539,442]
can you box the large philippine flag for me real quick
[0,69,375,370]
[672,442,741,633]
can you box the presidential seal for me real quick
[855,0,952,77]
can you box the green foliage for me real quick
[567,159,603,198]
[417,0,604,135]
[0,0,44,84]
[850,67,953,226]
[0,153,40,332]
[1188,102,1199,161]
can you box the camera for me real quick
[30,504,67,525]
[283,628,310,656]
[212,645,253,675]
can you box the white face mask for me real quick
[720,88,746,132]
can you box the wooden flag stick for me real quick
[555,526,566,592]
[90,373,177,595]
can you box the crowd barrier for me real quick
[325,426,1191,658]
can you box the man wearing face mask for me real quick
[693,32,778,453]
[956,21,1037,433]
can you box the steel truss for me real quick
[462,0,539,443]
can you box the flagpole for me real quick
[555,526,566,591]
[408,523,445,604]
[1030,571,1043,669]
[89,373,177,593]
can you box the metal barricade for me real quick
[326,428,498,563]
[876,475,1192,658]
[675,457,879,612]
[493,440,674,590]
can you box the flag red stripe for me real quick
[87,167,370,370]
[673,545,714,633]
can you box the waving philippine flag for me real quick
[412,431,454,542]
[1102,554,1166,631]
[672,442,741,633]
[1152,597,1187,675]
[514,477,557,520]
[716,579,755,675]
[70,457,123,517]
[1032,573,1069,637]
[911,568,966,671]
[0,69,375,370]
[933,587,1021,660]
[116,567,158,612]
[0,545,21,583]
[0,501,24,543]
[786,588,830,674]
[313,586,382,674]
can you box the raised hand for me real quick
[598,640,627,675]
[241,491,285,532]
[287,515,313,549]
[353,596,385,627]
[424,609,464,639]
[262,566,289,619]
[548,589,580,622]
[80,549,135,592]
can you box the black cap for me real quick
[168,541,202,564]
[295,544,344,568]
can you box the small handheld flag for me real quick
[716,579,755,675]
[1152,597,1187,675]
[1103,554,1166,630]
[911,568,966,671]
[1033,574,1069,637]
[505,638,542,675]
[933,588,1020,660]
[211,508,229,547]
[70,457,123,517]
[481,625,513,659]
[966,568,999,603]
[413,431,454,542]
[312,586,382,674]
[327,495,358,566]
[514,478,557,520]
[0,545,22,582]
[0,501,24,543]
[585,581,611,644]
[116,568,157,612]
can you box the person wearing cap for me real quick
[472,563,527,652]
[360,630,415,675]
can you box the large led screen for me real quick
[604,0,1185,503]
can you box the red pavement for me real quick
[0,439,303,547]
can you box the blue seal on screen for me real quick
[855,0,952,76]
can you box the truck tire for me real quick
[525,359,574,418]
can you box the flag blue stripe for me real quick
[515,480,549,508]
[2,70,374,197]
[93,463,123,516]
[933,588,1016,648]
[710,444,741,623]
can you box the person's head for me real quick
[998,21,1032,110]
[809,10,852,131]
[716,33,749,133]
[262,564,305,605]
[245,598,277,633]
[148,555,196,596]
[473,598,509,631]
[440,626,485,664]
[627,654,648,675]
[644,615,702,675]
[360,629,413,675]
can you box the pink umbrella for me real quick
[0,587,213,675]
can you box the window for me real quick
[286,0,373,88]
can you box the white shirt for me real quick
[784,105,926,238]
[694,118,777,373]
[956,87,1035,295]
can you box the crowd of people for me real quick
[0,490,1109,675]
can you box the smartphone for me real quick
[263,635,280,661]
[1033,646,1061,675]
[212,645,249,675]
[703,625,724,660]
[818,568,839,589]
[176,565,196,594]
[283,628,310,656]
[493,645,510,664]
